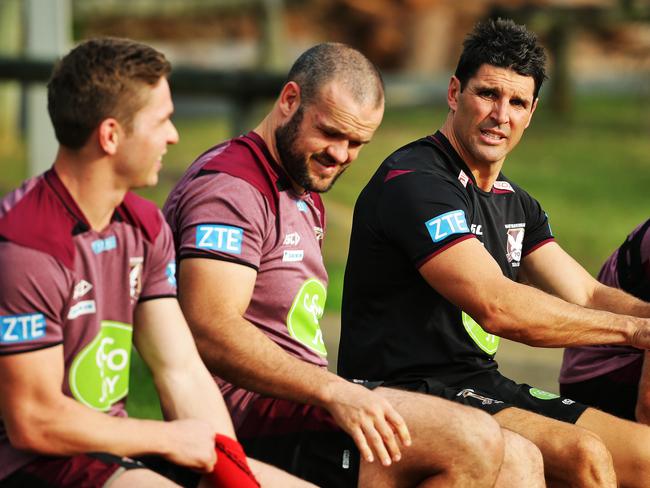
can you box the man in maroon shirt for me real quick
[166,42,545,487]
[0,38,306,488]
[561,219,650,422]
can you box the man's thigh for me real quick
[1,453,199,488]
[358,387,504,488]
[238,397,359,488]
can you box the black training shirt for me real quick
[338,132,553,383]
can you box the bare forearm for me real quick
[588,284,650,318]
[8,396,173,458]
[153,357,235,437]
[195,316,342,408]
[481,279,639,348]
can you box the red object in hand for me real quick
[209,434,261,488]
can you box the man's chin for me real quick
[130,175,159,190]
[306,175,338,193]
[308,167,347,193]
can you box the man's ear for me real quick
[525,98,539,129]
[97,118,122,155]
[277,81,301,118]
[447,76,461,112]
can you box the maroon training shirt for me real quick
[164,132,329,428]
[0,169,177,480]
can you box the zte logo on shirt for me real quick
[91,236,117,254]
[196,225,243,255]
[1,313,46,343]
[425,210,469,243]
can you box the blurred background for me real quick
[2,0,650,416]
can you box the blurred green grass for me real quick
[3,93,650,418]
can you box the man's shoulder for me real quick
[177,133,282,216]
[377,136,465,195]
[384,136,445,170]
[0,240,69,294]
[0,174,79,270]
[494,174,540,204]
[117,192,164,244]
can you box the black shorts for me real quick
[386,369,589,424]
[237,384,378,488]
[560,357,642,421]
[0,452,200,488]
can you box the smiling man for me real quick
[163,42,546,487]
[340,18,650,487]
[0,37,306,488]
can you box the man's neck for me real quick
[53,147,128,231]
[253,116,305,195]
[254,116,280,169]
[439,120,504,192]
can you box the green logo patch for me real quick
[69,321,133,411]
[529,388,560,400]
[461,311,500,355]
[287,278,327,356]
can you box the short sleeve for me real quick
[379,171,474,265]
[0,242,71,354]
[140,216,178,301]
[520,192,554,256]
[173,174,271,270]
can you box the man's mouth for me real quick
[313,155,337,168]
[480,129,506,142]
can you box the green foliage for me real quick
[505,93,650,273]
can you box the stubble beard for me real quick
[275,106,340,194]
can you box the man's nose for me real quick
[491,100,510,125]
[326,140,350,164]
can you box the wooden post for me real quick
[547,14,573,116]
[259,0,285,70]
[25,0,71,176]
[0,0,21,156]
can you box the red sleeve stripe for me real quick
[523,237,555,257]
[416,234,476,269]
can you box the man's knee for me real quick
[373,389,505,484]
[500,430,544,487]
[397,389,504,461]
[570,429,615,485]
[442,404,505,478]
[456,405,504,456]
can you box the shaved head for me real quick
[287,42,384,109]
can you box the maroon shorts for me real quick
[238,396,361,488]
[1,452,199,488]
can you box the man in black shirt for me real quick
[341,18,650,488]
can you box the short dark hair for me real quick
[47,37,171,149]
[287,42,384,109]
[455,18,547,99]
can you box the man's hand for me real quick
[163,419,218,472]
[630,322,650,351]
[323,381,411,466]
